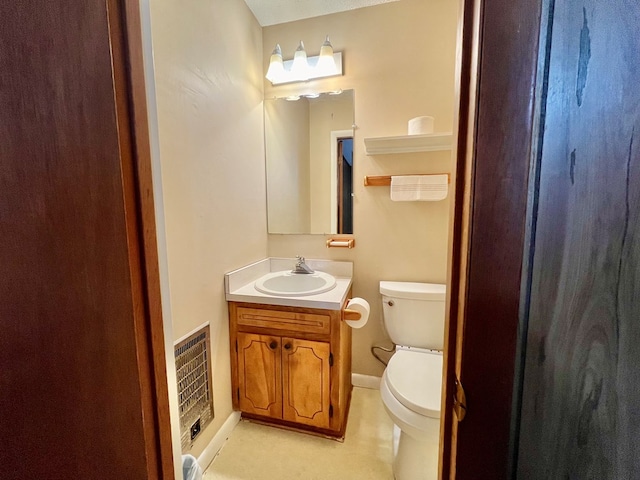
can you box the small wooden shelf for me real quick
[364,132,453,155]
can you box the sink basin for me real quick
[254,270,337,297]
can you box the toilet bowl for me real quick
[380,348,442,480]
[378,281,446,480]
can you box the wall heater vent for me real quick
[174,325,214,451]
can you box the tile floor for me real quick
[204,387,395,479]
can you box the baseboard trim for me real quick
[197,410,241,471]
[352,373,381,389]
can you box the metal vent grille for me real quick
[175,325,214,451]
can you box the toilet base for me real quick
[392,427,438,480]
[380,369,440,479]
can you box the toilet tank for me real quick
[380,281,446,350]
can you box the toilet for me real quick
[379,281,446,480]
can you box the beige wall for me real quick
[264,0,459,376]
[149,0,266,457]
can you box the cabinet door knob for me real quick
[269,341,277,350]
[284,343,292,350]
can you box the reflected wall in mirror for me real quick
[265,89,354,234]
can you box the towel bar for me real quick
[363,173,450,186]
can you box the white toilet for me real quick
[379,281,446,480]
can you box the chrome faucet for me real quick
[292,256,314,274]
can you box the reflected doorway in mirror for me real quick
[332,132,353,234]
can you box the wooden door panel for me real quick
[282,338,331,429]
[237,333,282,418]
[516,0,640,478]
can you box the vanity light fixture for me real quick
[265,35,343,85]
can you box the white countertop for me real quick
[225,258,353,310]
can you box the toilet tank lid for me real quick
[379,281,446,301]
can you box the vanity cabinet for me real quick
[229,300,352,438]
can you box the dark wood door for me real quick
[441,0,544,477]
[0,1,172,478]
[444,0,638,478]
[514,1,640,477]
[337,138,353,234]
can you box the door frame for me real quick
[440,0,545,477]
[120,0,548,476]
[112,0,178,477]
[330,129,354,233]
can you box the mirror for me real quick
[265,90,354,234]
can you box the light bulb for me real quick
[265,44,285,83]
[316,35,337,76]
[291,41,309,81]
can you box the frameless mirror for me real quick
[265,89,354,234]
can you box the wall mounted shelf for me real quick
[364,132,453,155]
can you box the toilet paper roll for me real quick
[345,297,370,329]
[408,116,435,135]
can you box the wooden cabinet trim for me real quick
[237,307,330,335]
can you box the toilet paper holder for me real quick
[326,238,355,248]
[343,297,370,329]
[343,307,362,321]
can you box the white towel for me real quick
[390,174,448,201]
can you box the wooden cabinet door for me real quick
[237,332,282,419]
[282,338,331,429]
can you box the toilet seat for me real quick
[385,349,442,418]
